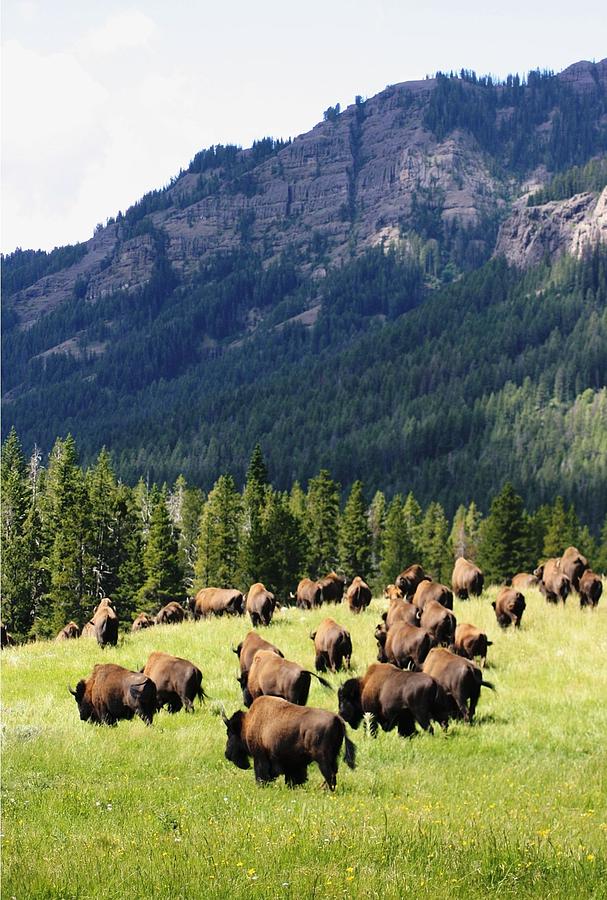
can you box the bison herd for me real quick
[3,546,600,791]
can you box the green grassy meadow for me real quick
[2,588,606,899]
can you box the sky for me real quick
[2,0,606,253]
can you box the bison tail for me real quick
[343,734,357,769]
[481,679,495,691]
[309,672,333,690]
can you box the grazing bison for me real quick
[318,572,346,604]
[422,648,494,723]
[578,570,602,608]
[55,621,80,641]
[419,599,456,646]
[452,624,492,667]
[69,663,156,725]
[293,578,322,609]
[142,651,205,713]
[1,624,15,648]
[240,650,331,707]
[190,587,244,619]
[233,632,284,678]
[155,601,186,625]
[338,663,452,736]
[560,546,589,592]
[511,573,539,591]
[91,598,119,647]
[223,695,356,790]
[382,599,421,630]
[412,581,454,611]
[492,588,526,628]
[81,621,96,638]
[245,583,277,626]
[452,557,484,599]
[535,560,571,604]
[395,565,430,599]
[375,621,432,670]
[132,612,155,632]
[383,584,404,603]
[345,576,372,613]
[310,619,352,672]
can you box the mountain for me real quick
[3,60,607,526]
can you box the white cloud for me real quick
[76,10,158,56]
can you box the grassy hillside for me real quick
[2,588,606,899]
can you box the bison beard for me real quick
[223,696,356,790]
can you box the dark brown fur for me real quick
[91,598,119,647]
[412,581,454,611]
[241,650,331,707]
[318,572,346,604]
[452,623,492,666]
[578,570,602,608]
[422,648,493,723]
[310,618,352,672]
[155,601,186,625]
[294,578,322,609]
[190,587,244,619]
[492,587,526,627]
[395,565,430,599]
[375,622,432,669]
[345,576,372,613]
[419,599,456,646]
[451,557,484,599]
[142,651,205,713]
[70,663,156,725]
[246,583,277,626]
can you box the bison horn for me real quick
[220,704,229,725]
[68,685,77,697]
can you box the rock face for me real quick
[495,188,607,268]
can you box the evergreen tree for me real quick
[305,470,340,576]
[449,505,467,560]
[112,484,145,621]
[1,428,35,636]
[464,501,483,560]
[594,514,607,575]
[367,490,386,583]
[419,502,451,582]
[543,496,577,558]
[138,486,184,610]
[177,483,205,590]
[194,474,242,588]
[258,490,307,596]
[338,481,371,578]
[402,491,423,558]
[85,448,122,599]
[240,445,270,584]
[380,495,414,585]
[289,481,306,522]
[526,504,551,568]
[477,483,528,583]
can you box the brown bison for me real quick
[395,565,430,599]
[451,624,492,667]
[492,587,526,627]
[345,576,372,613]
[338,663,452,736]
[293,578,322,609]
[1,624,15,648]
[511,573,539,591]
[223,695,356,790]
[240,650,331,707]
[422,648,494,723]
[69,663,156,725]
[451,557,484,599]
[412,580,454,611]
[245,583,277,626]
[55,621,80,641]
[81,621,96,638]
[155,601,187,625]
[375,621,432,670]
[91,598,119,647]
[534,560,571,604]
[142,651,205,713]
[383,584,404,603]
[560,546,589,592]
[318,572,346,604]
[419,599,456,646]
[310,619,352,672]
[190,587,245,619]
[233,632,284,678]
[131,612,155,632]
[578,570,602,608]
[382,599,421,629]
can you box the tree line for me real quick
[3,430,605,642]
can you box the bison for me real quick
[69,663,156,725]
[451,624,492,667]
[233,632,284,679]
[451,557,484,599]
[511,573,539,591]
[383,584,404,603]
[310,619,352,672]
[419,599,456,646]
[412,580,454,611]
[560,546,589,592]
[223,695,356,790]
[240,650,331,707]
[1,624,15,648]
[131,612,155,632]
[578,570,602,608]
[535,560,571,604]
[142,651,205,713]
[422,648,494,723]
[338,663,452,736]
[492,588,526,627]
[245,583,277,626]
[190,587,245,619]
[293,578,322,609]
[55,621,80,641]
[318,572,346,604]
[155,601,187,625]
[81,621,96,638]
[382,599,421,630]
[375,621,432,670]
[91,598,119,647]
[395,565,430,599]
[345,576,372,613]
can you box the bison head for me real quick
[337,679,363,729]
[69,680,95,722]
[223,710,250,770]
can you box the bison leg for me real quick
[317,755,338,791]
[284,764,308,788]
[253,754,276,784]
[315,652,327,673]
[396,711,417,738]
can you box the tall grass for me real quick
[2,587,606,898]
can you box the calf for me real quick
[375,622,432,670]
[452,623,491,667]
[223,695,356,790]
[578,570,602,608]
[55,622,80,641]
[492,588,526,627]
[310,619,352,672]
[155,601,186,625]
[142,651,205,713]
[422,647,494,723]
[241,650,331,707]
[69,663,156,725]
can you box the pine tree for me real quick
[594,513,607,575]
[477,483,528,583]
[138,486,184,611]
[419,502,451,582]
[543,497,575,558]
[85,448,122,600]
[194,475,242,588]
[112,484,145,621]
[367,490,386,583]
[402,491,423,558]
[305,470,340,576]
[258,490,307,596]
[240,445,270,584]
[450,505,467,560]
[464,501,483,560]
[380,495,414,585]
[1,429,35,636]
[177,484,205,590]
[338,481,371,578]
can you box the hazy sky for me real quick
[2,0,606,252]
